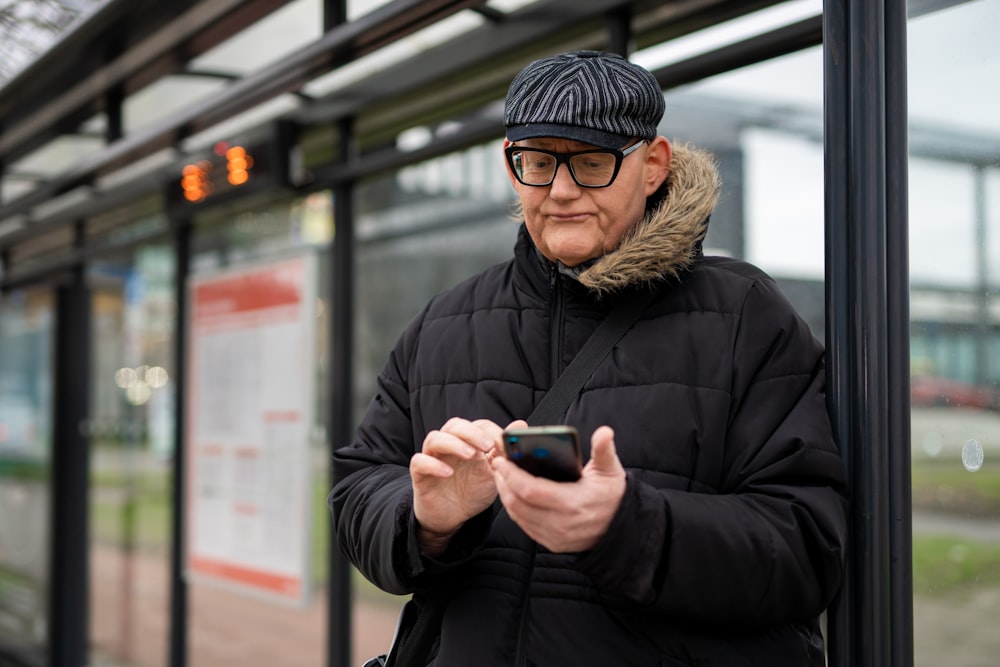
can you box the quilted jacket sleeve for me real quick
[576,276,848,627]
[329,306,493,596]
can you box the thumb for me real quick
[587,426,622,475]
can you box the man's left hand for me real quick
[492,424,626,553]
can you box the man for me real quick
[331,50,848,666]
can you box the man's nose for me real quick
[549,162,581,197]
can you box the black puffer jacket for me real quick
[331,145,848,666]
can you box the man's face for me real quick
[505,136,670,267]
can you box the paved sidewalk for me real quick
[913,510,1000,543]
[90,543,401,667]
[88,506,1000,667]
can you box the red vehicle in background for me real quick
[910,375,1000,411]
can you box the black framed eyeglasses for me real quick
[505,140,647,188]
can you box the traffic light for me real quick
[181,162,211,202]
[225,145,254,186]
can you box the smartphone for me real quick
[502,425,582,482]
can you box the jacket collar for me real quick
[574,143,721,295]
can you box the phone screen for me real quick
[502,425,582,482]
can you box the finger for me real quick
[471,419,506,454]
[440,419,497,453]
[494,466,561,546]
[586,426,622,474]
[493,462,513,503]
[496,419,529,460]
[422,429,479,459]
[492,455,516,476]
[493,466,541,524]
[493,455,532,480]
[410,452,455,478]
[492,458,533,503]
[493,457,561,510]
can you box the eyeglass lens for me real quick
[510,149,622,187]
[508,141,645,188]
[512,149,620,187]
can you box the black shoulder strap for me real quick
[527,288,655,425]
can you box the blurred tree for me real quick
[0,0,104,84]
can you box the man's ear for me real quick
[644,136,671,197]
[502,138,518,188]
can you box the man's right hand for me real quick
[410,417,503,556]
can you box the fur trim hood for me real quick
[578,143,721,294]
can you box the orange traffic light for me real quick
[181,162,212,202]
[226,145,254,186]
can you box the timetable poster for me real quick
[184,253,316,606]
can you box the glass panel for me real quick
[190,193,331,271]
[908,1,1000,665]
[355,140,516,418]
[123,76,227,136]
[743,127,824,279]
[910,157,976,287]
[180,94,303,155]
[7,135,106,180]
[303,10,485,99]
[0,289,53,663]
[350,140,516,663]
[633,0,821,71]
[485,0,540,11]
[662,45,826,337]
[127,0,321,137]
[990,172,1000,285]
[347,0,393,22]
[185,195,329,665]
[189,0,322,77]
[88,244,175,667]
[1,175,36,204]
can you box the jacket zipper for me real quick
[548,265,565,384]
[514,543,537,667]
[513,267,564,667]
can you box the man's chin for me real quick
[552,251,596,268]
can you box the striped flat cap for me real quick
[505,50,664,149]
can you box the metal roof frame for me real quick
[0,0,788,252]
[0,0,290,163]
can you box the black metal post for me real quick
[822,2,853,661]
[48,222,90,667]
[324,0,354,663]
[327,116,355,667]
[849,0,893,650]
[168,216,191,667]
[106,86,124,143]
[323,0,347,33]
[606,7,632,57]
[825,0,911,664]
[885,0,913,664]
